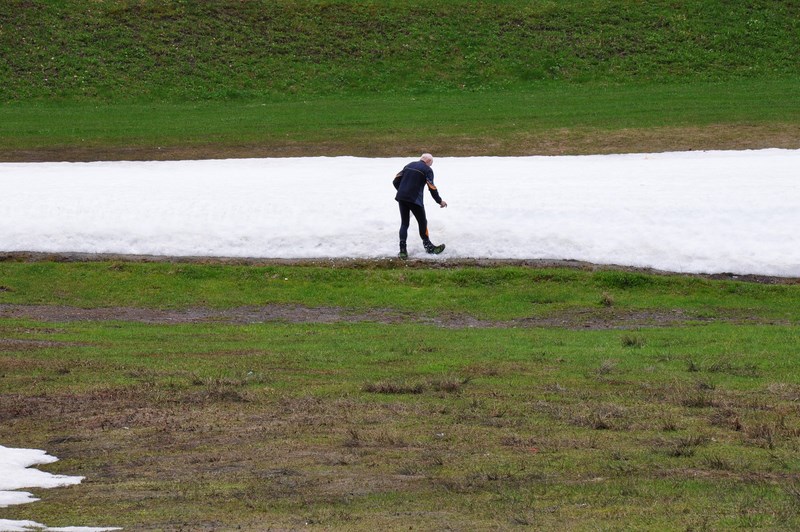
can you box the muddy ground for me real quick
[0,303,791,331]
[3,123,799,162]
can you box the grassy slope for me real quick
[1,0,799,158]
[3,0,798,99]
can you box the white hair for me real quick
[420,153,433,165]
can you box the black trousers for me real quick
[398,200,428,242]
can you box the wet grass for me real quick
[1,260,800,322]
[1,262,799,529]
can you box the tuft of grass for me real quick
[746,423,778,450]
[660,415,679,432]
[429,375,471,393]
[707,358,761,378]
[595,359,618,376]
[621,334,646,348]
[664,434,709,457]
[362,380,424,395]
[599,292,615,307]
[185,386,251,404]
[703,454,735,471]
[681,391,715,409]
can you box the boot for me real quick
[398,240,408,260]
[423,239,446,255]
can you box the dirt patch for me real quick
[1,124,798,162]
[0,303,783,330]
[0,337,81,350]
[0,303,361,325]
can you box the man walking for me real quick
[393,153,447,259]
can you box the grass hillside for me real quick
[1,0,799,158]
[2,0,799,101]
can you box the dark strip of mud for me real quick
[0,303,788,330]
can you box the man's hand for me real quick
[440,200,448,208]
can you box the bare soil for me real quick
[2,123,798,162]
[0,302,786,331]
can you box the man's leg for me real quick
[408,203,428,241]
[409,203,445,254]
[398,202,411,258]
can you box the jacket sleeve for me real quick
[392,171,402,191]
[426,179,443,205]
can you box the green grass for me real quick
[2,261,800,321]
[2,1,799,157]
[3,0,799,101]
[1,263,800,529]
[2,78,799,157]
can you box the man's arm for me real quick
[426,179,446,207]
[392,171,402,191]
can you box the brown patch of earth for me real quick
[0,303,787,330]
[1,123,798,162]
[0,389,436,524]
[0,337,83,351]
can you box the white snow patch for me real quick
[1,149,799,276]
[0,446,119,532]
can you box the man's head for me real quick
[420,153,433,166]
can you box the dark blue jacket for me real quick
[393,160,443,207]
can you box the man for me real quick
[393,153,448,259]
